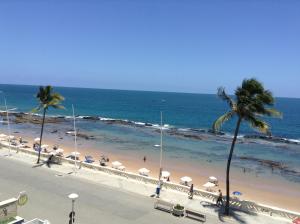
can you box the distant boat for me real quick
[154,144,160,147]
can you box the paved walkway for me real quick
[0,149,290,224]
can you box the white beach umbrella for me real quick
[0,134,7,138]
[56,148,64,156]
[209,176,218,183]
[71,151,80,156]
[112,161,122,168]
[41,144,49,149]
[161,171,170,178]
[118,165,126,171]
[138,168,150,176]
[34,138,40,142]
[180,176,192,183]
[203,182,216,189]
[56,148,64,153]
[7,135,15,140]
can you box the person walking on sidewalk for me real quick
[216,189,223,206]
[188,184,194,199]
[156,183,161,198]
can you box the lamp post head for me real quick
[68,193,79,200]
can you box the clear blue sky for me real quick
[0,0,299,97]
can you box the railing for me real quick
[1,142,299,221]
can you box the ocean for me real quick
[0,84,300,184]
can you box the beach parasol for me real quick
[138,168,150,176]
[203,182,216,190]
[34,138,40,142]
[118,165,126,171]
[293,218,300,224]
[161,171,170,178]
[180,176,192,185]
[0,134,7,138]
[233,191,242,196]
[209,176,218,184]
[55,148,64,156]
[7,135,15,140]
[112,161,122,168]
[41,144,49,149]
[71,151,80,156]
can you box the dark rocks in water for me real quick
[51,130,58,133]
[66,130,95,140]
[208,129,225,135]
[182,134,203,140]
[145,123,153,127]
[77,133,95,140]
[167,129,203,140]
[82,116,99,121]
[190,128,206,133]
[239,156,287,169]
[244,134,300,145]
[0,112,65,124]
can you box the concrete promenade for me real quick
[0,149,290,224]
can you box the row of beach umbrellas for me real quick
[5,136,243,195]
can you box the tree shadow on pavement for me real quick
[200,201,257,223]
[32,162,45,168]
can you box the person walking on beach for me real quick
[188,184,194,199]
[143,156,146,163]
[216,189,223,206]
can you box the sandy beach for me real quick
[3,129,299,213]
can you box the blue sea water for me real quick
[0,84,300,183]
[1,84,300,139]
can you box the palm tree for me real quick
[212,78,281,215]
[33,86,64,164]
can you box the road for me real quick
[0,156,197,224]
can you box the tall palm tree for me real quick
[33,86,64,164]
[212,78,281,215]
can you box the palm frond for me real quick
[217,87,236,110]
[264,108,282,118]
[212,111,235,132]
[247,116,270,134]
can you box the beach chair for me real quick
[84,155,95,163]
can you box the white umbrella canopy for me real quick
[180,176,192,183]
[34,138,40,142]
[71,151,80,156]
[41,144,49,149]
[7,135,15,140]
[209,176,218,183]
[112,161,122,168]
[161,171,170,178]
[118,165,126,171]
[138,168,150,175]
[0,134,7,138]
[56,148,64,153]
[203,182,216,188]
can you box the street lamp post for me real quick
[68,193,78,224]
[0,91,12,156]
[72,104,78,173]
[158,111,163,180]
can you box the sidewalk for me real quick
[0,148,291,224]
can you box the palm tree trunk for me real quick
[37,109,46,164]
[225,116,242,215]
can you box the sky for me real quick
[0,0,299,97]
